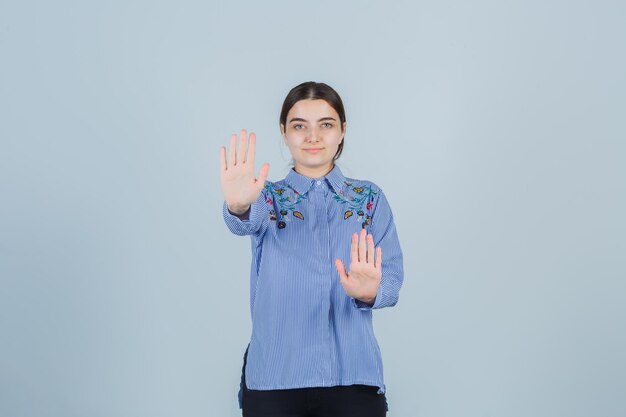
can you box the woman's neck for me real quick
[293,163,334,179]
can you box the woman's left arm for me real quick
[335,188,404,310]
[357,188,403,309]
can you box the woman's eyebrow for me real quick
[289,117,337,123]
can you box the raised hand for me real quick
[219,129,270,214]
[335,229,382,305]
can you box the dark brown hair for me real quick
[279,81,346,163]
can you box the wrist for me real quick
[227,204,251,215]
[357,295,376,305]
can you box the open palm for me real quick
[335,229,382,305]
[219,129,270,214]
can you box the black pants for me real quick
[239,346,388,417]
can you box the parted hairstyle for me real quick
[279,81,347,163]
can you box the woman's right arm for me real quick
[219,129,270,236]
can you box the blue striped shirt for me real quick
[222,164,404,407]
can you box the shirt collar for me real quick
[285,164,347,195]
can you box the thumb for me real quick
[257,163,270,189]
[335,259,348,284]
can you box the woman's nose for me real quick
[306,128,320,142]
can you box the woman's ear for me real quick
[280,124,288,142]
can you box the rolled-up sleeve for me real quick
[353,188,404,310]
[222,186,269,237]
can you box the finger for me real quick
[350,232,358,263]
[247,132,256,166]
[335,259,350,294]
[367,233,375,264]
[237,129,248,165]
[375,246,382,271]
[335,259,348,285]
[219,146,227,172]
[257,163,270,190]
[228,133,237,167]
[358,228,367,264]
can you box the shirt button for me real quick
[316,180,322,186]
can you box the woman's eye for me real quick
[322,123,332,128]
[293,124,304,130]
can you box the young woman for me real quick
[219,81,404,417]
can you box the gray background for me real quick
[1,1,625,416]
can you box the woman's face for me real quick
[281,99,346,178]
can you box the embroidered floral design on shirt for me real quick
[265,183,306,229]
[332,182,378,229]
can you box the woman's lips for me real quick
[304,148,323,154]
